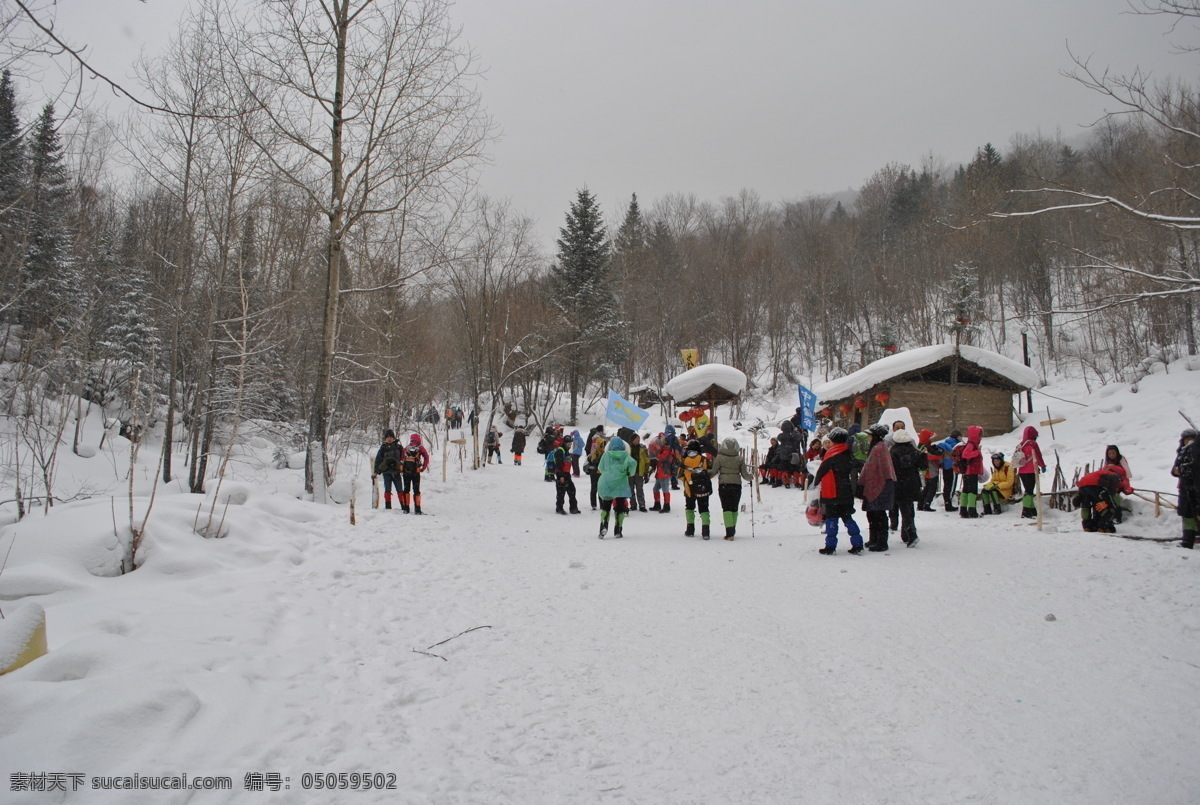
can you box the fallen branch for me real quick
[412,648,447,662]
[1102,533,1179,542]
[427,625,492,650]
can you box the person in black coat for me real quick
[890,428,923,547]
[510,426,527,466]
[1172,428,1200,549]
[372,429,404,510]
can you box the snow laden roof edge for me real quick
[813,345,1041,404]
[664,363,748,403]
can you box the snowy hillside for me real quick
[1,360,1198,804]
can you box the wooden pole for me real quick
[1022,331,1033,414]
[1036,468,1043,531]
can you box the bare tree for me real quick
[215,0,489,502]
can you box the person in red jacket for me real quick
[1013,425,1047,519]
[1077,465,1131,533]
[917,429,940,512]
[958,425,985,518]
[813,428,864,555]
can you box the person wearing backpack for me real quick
[710,436,754,540]
[679,439,714,538]
[890,428,923,546]
[398,434,431,514]
[958,426,985,518]
[650,433,678,513]
[372,429,404,510]
[917,429,940,512]
[596,436,637,538]
[1013,425,1046,519]
[550,433,582,515]
[935,431,962,512]
[585,432,608,511]
[484,426,502,464]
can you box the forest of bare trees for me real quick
[1,0,1198,509]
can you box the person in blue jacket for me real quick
[935,430,962,512]
[664,424,682,490]
[569,429,585,477]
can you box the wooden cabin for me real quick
[812,345,1039,438]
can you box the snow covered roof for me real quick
[664,363,748,404]
[813,345,1040,403]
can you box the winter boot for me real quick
[701,524,710,540]
[556,507,567,515]
[945,502,955,512]
[651,495,661,511]
[1081,518,1096,533]
[384,493,392,510]
[1181,530,1196,549]
[599,515,608,539]
[569,504,582,514]
[684,522,695,537]
[848,546,864,555]
[818,546,836,555]
[725,527,735,541]
[661,502,671,514]
[615,512,625,538]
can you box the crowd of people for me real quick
[368,413,1200,552]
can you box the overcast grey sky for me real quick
[43,0,1200,247]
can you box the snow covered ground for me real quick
[1,360,1199,804]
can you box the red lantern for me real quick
[838,403,852,417]
[818,407,832,418]
[874,392,890,406]
[883,344,898,354]
[679,410,693,422]
[853,397,867,410]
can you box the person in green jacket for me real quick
[628,433,651,513]
[709,437,754,540]
[597,436,637,539]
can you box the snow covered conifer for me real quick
[946,261,982,346]
[551,189,628,423]
[0,69,25,293]
[21,103,77,336]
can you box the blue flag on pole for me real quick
[605,390,650,431]
[798,384,818,432]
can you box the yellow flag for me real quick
[681,349,699,371]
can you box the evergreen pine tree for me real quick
[0,70,26,315]
[947,262,982,346]
[22,103,76,335]
[551,189,627,423]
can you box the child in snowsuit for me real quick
[1077,465,1130,533]
[935,431,961,512]
[550,435,581,515]
[890,428,922,546]
[710,436,754,540]
[958,426,984,518]
[764,437,781,486]
[1102,445,1133,521]
[918,429,940,511]
[596,436,637,538]
[484,427,502,464]
[859,424,897,551]
[980,452,1016,515]
[510,427,527,466]
[679,439,714,538]
[399,434,431,514]
[1014,425,1046,519]
[372,429,404,510]
[628,433,650,512]
[813,428,864,555]
[586,434,607,511]
[1172,428,1200,549]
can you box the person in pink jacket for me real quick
[1014,425,1047,519]
[958,425,985,518]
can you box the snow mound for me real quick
[814,344,1040,403]
[286,451,306,470]
[664,363,747,402]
